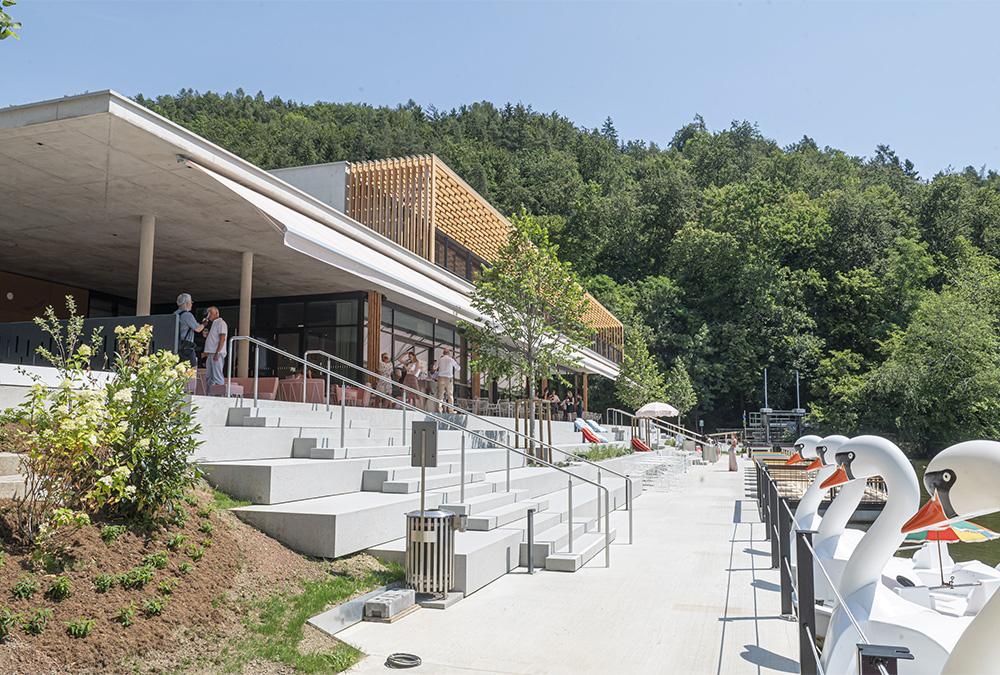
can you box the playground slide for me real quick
[585,419,609,434]
[631,437,653,452]
[581,426,608,444]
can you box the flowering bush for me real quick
[0,299,201,545]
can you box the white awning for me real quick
[186,160,475,323]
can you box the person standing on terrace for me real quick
[202,306,228,391]
[434,348,459,412]
[175,293,206,367]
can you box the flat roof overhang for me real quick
[0,90,621,379]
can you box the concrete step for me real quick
[233,490,445,558]
[382,471,486,494]
[0,474,25,499]
[201,457,371,504]
[438,489,529,516]
[368,527,523,597]
[519,520,592,566]
[361,465,455,491]
[428,480,497,504]
[466,498,548,531]
[193,425,304,462]
[545,528,617,572]
[0,452,23,477]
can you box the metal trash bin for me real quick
[405,510,466,596]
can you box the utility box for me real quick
[405,510,466,597]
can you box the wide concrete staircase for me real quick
[192,396,640,597]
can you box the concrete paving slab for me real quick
[340,458,797,674]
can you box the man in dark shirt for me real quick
[175,293,206,367]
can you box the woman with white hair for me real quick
[175,292,206,367]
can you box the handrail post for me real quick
[527,507,536,574]
[302,360,307,403]
[604,489,611,568]
[627,476,634,544]
[325,356,331,412]
[460,432,466,503]
[795,529,818,675]
[596,481,601,533]
[763,466,772,541]
[253,344,259,407]
[226,337,233,399]
[567,476,574,553]
[339,382,346,448]
[402,408,407,447]
[506,444,511,492]
[770,480,780,569]
[779,496,793,616]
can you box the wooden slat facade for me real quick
[346,154,624,362]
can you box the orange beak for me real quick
[785,452,803,465]
[806,457,824,471]
[902,492,949,534]
[820,465,850,489]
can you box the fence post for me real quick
[778,496,793,616]
[762,466,772,542]
[769,480,780,569]
[795,529,818,675]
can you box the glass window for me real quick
[277,302,304,327]
[336,300,358,325]
[305,300,337,325]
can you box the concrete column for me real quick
[136,214,155,316]
[237,251,253,378]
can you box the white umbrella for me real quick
[635,401,680,418]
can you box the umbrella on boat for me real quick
[903,520,1000,587]
[635,402,680,418]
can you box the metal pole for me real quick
[226,338,233,399]
[527,507,535,574]
[340,382,346,448]
[604,493,611,568]
[763,367,769,409]
[596,470,602,533]
[626,477,634,544]
[567,477,574,553]
[402,408,407,446]
[460,432,466,503]
[506,444,511,492]
[770,481,780,569]
[302,361,307,403]
[419,428,426,517]
[779,497,793,616]
[795,370,801,409]
[253,345,259,407]
[325,357,331,412]
[796,530,818,675]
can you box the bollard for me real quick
[527,507,536,574]
[796,530,818,675]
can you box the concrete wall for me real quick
[269,162,348,212]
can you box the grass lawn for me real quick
[909,458,1000,567]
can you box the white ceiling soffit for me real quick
[184,160,475,322]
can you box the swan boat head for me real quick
[811,434,851,471]
[903,440,1000,534]
[786,434,824,465]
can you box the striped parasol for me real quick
[904,520,1000,544]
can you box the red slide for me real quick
[631,437,653,453]
[581,426,601,443]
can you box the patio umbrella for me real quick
[635,402,680,418]
[904,521,999,587]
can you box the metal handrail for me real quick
[228,336,616,565]
[606,407,703,445]
[303,348,636,496]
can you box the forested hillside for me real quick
[137,89,1000,454]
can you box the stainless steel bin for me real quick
[405,510,466,596]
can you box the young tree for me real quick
[615,320,667,410]
[461,212,593,450]
[663,356,697,417]
[1,0,21,40]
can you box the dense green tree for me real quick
[137,89,1000,451]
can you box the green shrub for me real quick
[201,538,213,548]
[186,544,205,562]
[142,598,165,617]
[197,506,213,519]
[198,521,214,535]
[93,573,115,593]
[178,562,193,575]
[101,525,127,544]
[45,575,71,601]
[11,575,37,599]
[143,551,169,569]
[166,533,187,551]
[168,506,189,528]
[157,578,178,596]
[118,565,155,590]
[115,604,136,627]
[66,617,94,639]
[0,607,18,641]
[22,608,52,635]
[184,494,199,506]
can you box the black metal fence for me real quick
[0,314,179,371]
[754,458,913,675]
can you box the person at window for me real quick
[434,348,460,412]
[202,306,228,391]
[563,390,576,420]
[175,293,206,368]
[376,352,394,406]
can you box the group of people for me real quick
[374,347,460,412]
[541,387,585,420]
[175,293,229,389]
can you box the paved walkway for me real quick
[342,458,798,674]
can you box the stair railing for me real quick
[606,408,703,446]
[304,348,635,544]
[228,336,616,565]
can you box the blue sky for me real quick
[4,1,1000,176]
